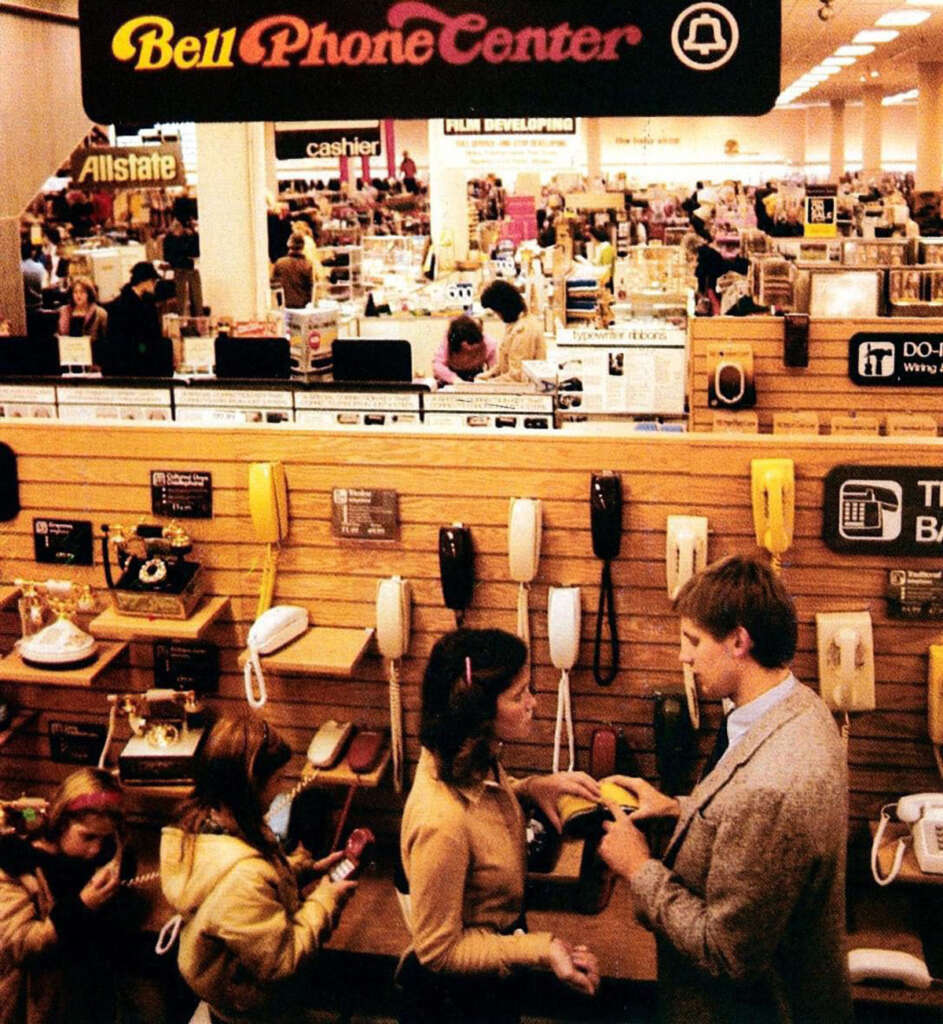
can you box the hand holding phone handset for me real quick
[666,515,709,730]
[249,462,289,619]
[243,604,308,708]
[329,827,375,882]
[376,576,411,793]
[871,792,943,884]
[548,586,580,773]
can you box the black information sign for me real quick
[153,639,219,692]
[33,518,94,566]
[79,0,780,122]
[275,125,382,160]
[887,569,943,619]
[49,720,108,765]
[151,469,213,519]
[823,465,943,556]
[849,332,943,387]
[331,487,399,541]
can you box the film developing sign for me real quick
[824,465,943,555]
[70,143,185,189]
[331,487,398,540]
[151,469,213,518]
[78,1,780,122]
[849,332,943,387]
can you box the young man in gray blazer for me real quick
[600,554,852,1023]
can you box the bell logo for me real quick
[672,3,739,71]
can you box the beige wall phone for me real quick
[548,585,581,773]
[376,576,411,793]
[665,516,708,730]
[508,498,542,676]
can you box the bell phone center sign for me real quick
[78,1,781,122]
[849,332,943,387]
[824,465,943,556]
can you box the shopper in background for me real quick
[599,555,852,1024]
[161,218,203,318]
[0,767,127,1024]
[400,150,418,192]
[432,313,496,385]
[56,275,108,346]
[271,233,314,309]
[20,243,46,313]
[476,279,546,383]
[101,260,165,375]
[589,225,615,290]
[161,712,356,1024]
[398,628,601,1024]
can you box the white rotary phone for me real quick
[376,576,412,793]
[243,605,308,708]
[548,586,581,773]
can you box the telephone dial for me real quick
[101,520,205,618]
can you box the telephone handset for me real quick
[666,515,708,730]
[329,827,375,882]
[243,604,308,708]
[871,792,943,884]
[249,462,289,619]
[306,719,354,769]
[590,473,621,687]
[508,498,542,679]
[439,524,475,625]
[928,644,943,750]
[376,576,412,793]
[750,458,794,574]
[548,586,581,773]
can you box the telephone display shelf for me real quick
[89,595,231,641]
[0,641,128,686]
[300,745,390,788]
[870,821,943,886]
[0,586,20,610]
[237,626,374,678]
[0,709,38,749]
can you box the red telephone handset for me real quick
[329,827,375,882]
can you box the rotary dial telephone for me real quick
[14,577,98,669]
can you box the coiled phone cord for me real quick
[871,802,907,886]
[517,581,533,686]
[389,660,403,795]
[769,552,783,576]
[592,560,619,687]
[552,668,574,774]
[244,647,268,709]
[98,701,119,769]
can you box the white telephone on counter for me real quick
[376,576,412,793]
[871,792,943,885]
[243,605,308,708]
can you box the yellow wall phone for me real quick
[248,462,288,618]
[929,645,943,777]
[750,458,794,573]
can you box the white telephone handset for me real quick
[376,577,412,793]
[666,515,708,730]
[243,605,308,708]
[548,586,580,773]
[509,498,542,653]
[871,792,943,884]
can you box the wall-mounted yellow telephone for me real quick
[750,458,794,574]
[248,462,288,618]
[376,576,412,793]
[930,645,943,779]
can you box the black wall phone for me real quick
[439,523,475,624]
[590,473,622,686]
[0,442,19,521]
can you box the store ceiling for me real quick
[781,0,943,103]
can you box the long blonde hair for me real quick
[45,767,124,841]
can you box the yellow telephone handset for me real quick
[929,644,943,747]
[751,458,794,572]
[249,462,288,543]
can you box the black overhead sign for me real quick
[824,465,943,556]
[78,0,781,122]
[275,126,382,161]
[849,332,943,387]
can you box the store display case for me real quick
[800,268,883,317]
[362,236,428,288]
[887,268,943,316]
[317,245,363,303]
[752,257,797,310]
[841,238,915,267]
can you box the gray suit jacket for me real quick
[630,681,852,1024]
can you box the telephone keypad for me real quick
[330,857,355,881]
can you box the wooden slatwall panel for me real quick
[690,317,943,435]
[0,423,941,842]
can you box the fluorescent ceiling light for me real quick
[853,29,900,43]
[823,56,856,65]
[835,45,875,56]
[876,9,931,25]
[812,65,842,75]
[907,0,943,6]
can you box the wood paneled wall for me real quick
[1,423,941,843]
[689,316,943,435]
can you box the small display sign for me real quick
[151,469,213,518]
[824,465,943,555]
[849,332,943,387]
[49,720,107,765]
[887,569,943,619]
[33,518,94,566]
[153,639,219,692]
[331,487,399,541]
[804,184,837,239]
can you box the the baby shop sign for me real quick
[79,0,780,122]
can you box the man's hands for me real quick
[601,776,680,823]
[525,772,600,832]
[548,937,600,996]
[79,860,120,910]
[598,776,680,883]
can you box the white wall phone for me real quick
[508,498,542,658]
[243,604,308,708]
[815,611,875,713]
[376,576,412,793]
[666,515,708,729]
[548,586,581,773]
[872,792,943,884]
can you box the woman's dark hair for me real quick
[480,279,526,324]
[179,711,291,854]
[420,628,527,784]
[446,314,484,354]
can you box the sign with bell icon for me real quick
[78,0,780,121]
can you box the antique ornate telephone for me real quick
[101,520,205,618]
[14,577,98,669]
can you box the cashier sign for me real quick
[78,1,780,121]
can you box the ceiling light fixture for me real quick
[907,0,943,6]
[877,9,932,26]
[823,56,856,66]
[853,29,900,43]
[835,45,876,56]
